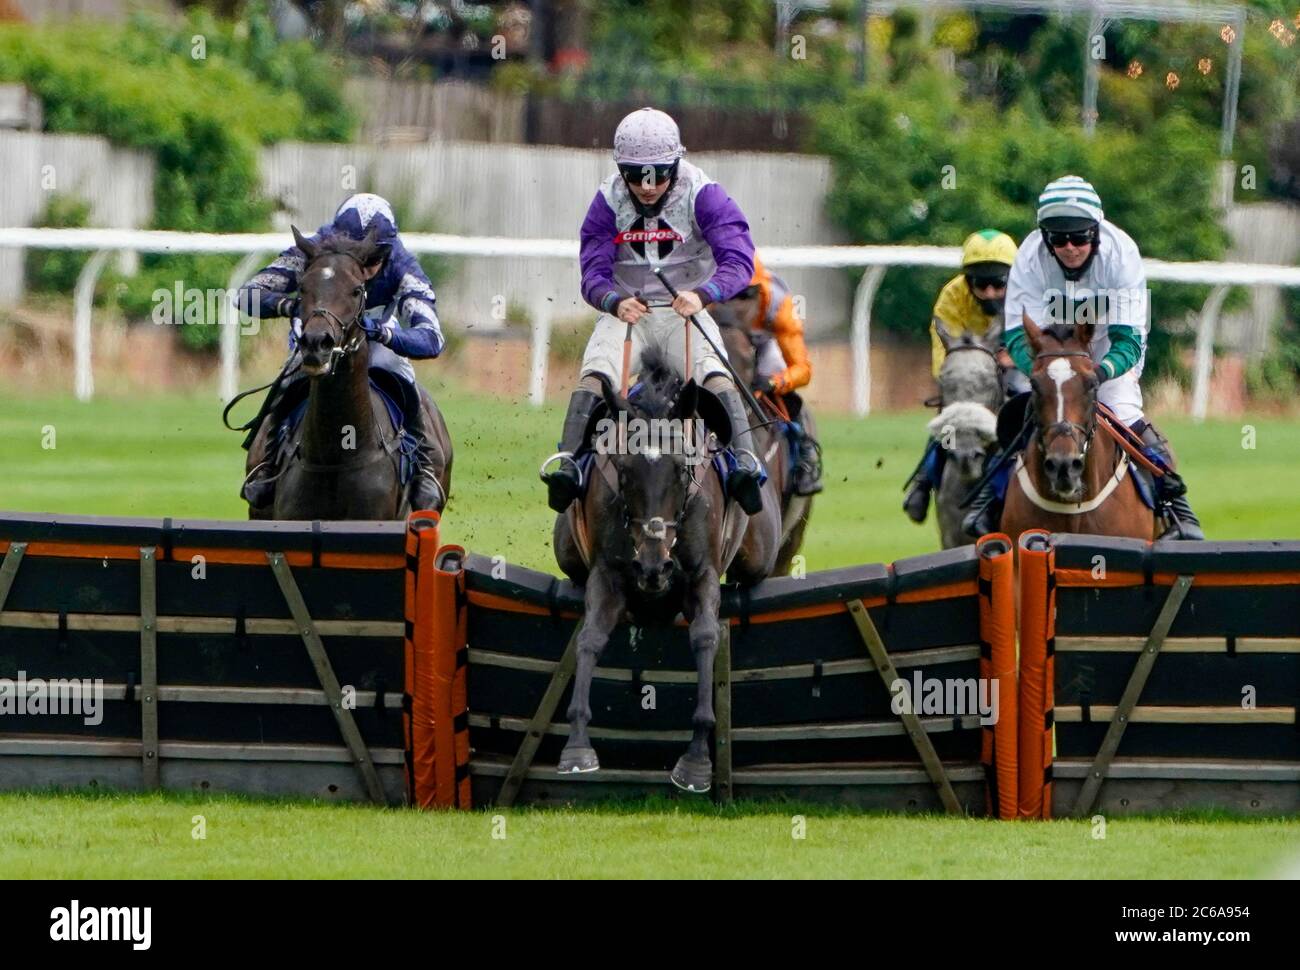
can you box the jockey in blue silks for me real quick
[236,193,446,510]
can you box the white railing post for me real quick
[220,252,270,402]
[850,265,886,417]
[1191,283,1231,424]
[73,249,114,402]
[528,294,552,407]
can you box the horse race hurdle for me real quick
[1,511,1296,816]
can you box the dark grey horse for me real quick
[249,226,452,521]
[552,352,779,792]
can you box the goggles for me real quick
[619,162,678,186]
[1045,229,1094,248]
[966,273,1008,291]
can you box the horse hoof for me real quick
[670,755,713,794]
[557,746,599,774]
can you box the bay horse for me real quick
[710,302,816,574]
[552,351,780,791]
[1000,318,1155,541]
[250,225,452,521]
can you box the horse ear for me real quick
[981,314,1005,351]
[1021,312,1044,356]
[358,224,391,272]
[676,379,699,419]
[933,317,957,353]
[1074,321,1096,350]
[598,374,625,416]
[364,242,392,274]
[291,225,318,261]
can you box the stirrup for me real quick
[539,451,584,487]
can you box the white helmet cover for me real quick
[1036,175,1104,225]
[613,107,685,165]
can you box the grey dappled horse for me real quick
[931,322,1002,548]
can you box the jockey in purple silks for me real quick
[540,107,766,515]
[236,193,446,511]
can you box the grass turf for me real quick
[1,384,1299,878]
[1,790,1297,879]
[3,382,1299,571]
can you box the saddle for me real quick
[240,360,420,486]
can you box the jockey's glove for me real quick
[362,319,396,346]
[274,296,300,319]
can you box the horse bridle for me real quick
[620,458,701,558]
[1033,350,1097,458]
[300,253,369,370]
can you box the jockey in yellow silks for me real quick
[903,229,1019,523]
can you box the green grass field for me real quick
[2,385,1299,878]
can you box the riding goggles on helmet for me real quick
[966,273,1008,291]
[619,161,678,186]
[1044,228,1095,248]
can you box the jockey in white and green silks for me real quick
[963,175,1204,540]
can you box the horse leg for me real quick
[671,570,721,793]
[558,566,623,773]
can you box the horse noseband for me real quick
[629,514,679,549]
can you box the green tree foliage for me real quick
[25,194,93,297]
[0,3,352,351]
[814,69,1228,377]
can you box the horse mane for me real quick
[632,347,685,418]
[315,231,376,260]
[929,401,997,441]
[709,303,745,331]
[1040,324,1082,350]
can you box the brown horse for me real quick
[710,302,816,574]
[247,226,453,521]
[1000,318,1155,542]
[551,351,780,791]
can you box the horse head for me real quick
[709,299,758,390]
[292,224,390,378]
[929,401,997,485]
[597,357,702,596]
[1023,315,1100,502]
[935,318,1003,411]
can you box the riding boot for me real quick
[541,388,602,513]
[792,429,824,496]
[1139,423,1205,540]
[961,473,1004,539]
[718,388,765,515]
[404,400,446,513]
[903,439,945,524]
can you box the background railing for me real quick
[3,226,1299,421]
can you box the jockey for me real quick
[540,106,765,515]
[903,229,1018,523]
[962,175,1204,540]
[235,193,446,511]
[738,252,823,495]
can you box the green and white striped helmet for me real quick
[1036,175,1104,228]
